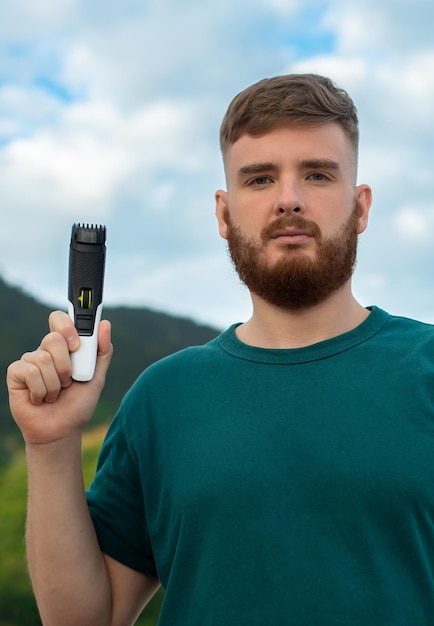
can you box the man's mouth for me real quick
[262,215,321,243]
[270,228,314,244]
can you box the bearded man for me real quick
[8,74,434,626]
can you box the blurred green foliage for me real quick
[0,426,164,625]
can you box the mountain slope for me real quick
[0,276,220,447]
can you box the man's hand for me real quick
[6,310,113,446]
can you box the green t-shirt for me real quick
[87,307,434,625]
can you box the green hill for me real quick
[0,275,219,459]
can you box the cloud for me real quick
[394,207,434,244]
[1,0,434,328]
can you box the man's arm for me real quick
[7,312,159,625]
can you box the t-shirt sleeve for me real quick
[86,404,158,578]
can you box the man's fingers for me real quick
[22,347,65,403]
[8,353,58,406]
[48,310,80,352]
[97,320,112,356]
[46,314,112,388]
[39,331,75,385]
[93,320,113,384]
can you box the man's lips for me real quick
[261,216,321,243]
[270,228,314,244]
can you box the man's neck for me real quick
[235,285,370,349]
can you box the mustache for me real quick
[261,214,322,241]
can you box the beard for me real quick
[225,199,360,311]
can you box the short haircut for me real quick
[220,74,359,167]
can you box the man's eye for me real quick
[308,173,328,181]
[250,176,272,186]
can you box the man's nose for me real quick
[273,181,305,216]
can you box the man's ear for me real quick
[355,184,372,234]
[215,189,229,240]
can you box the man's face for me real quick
[215,123,371,310]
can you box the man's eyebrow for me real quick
[300,159,341,171]
[236,162,277,179]
[236,159,342,180]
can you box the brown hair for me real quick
[220,74,359,160]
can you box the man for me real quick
[7,74,434,625]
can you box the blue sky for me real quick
[1,0,434,328]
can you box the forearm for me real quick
[26,436,112,626]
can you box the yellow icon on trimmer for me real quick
[77,288,92,309]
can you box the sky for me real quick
[1,0,434,330]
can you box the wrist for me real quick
[25,435,83,465]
